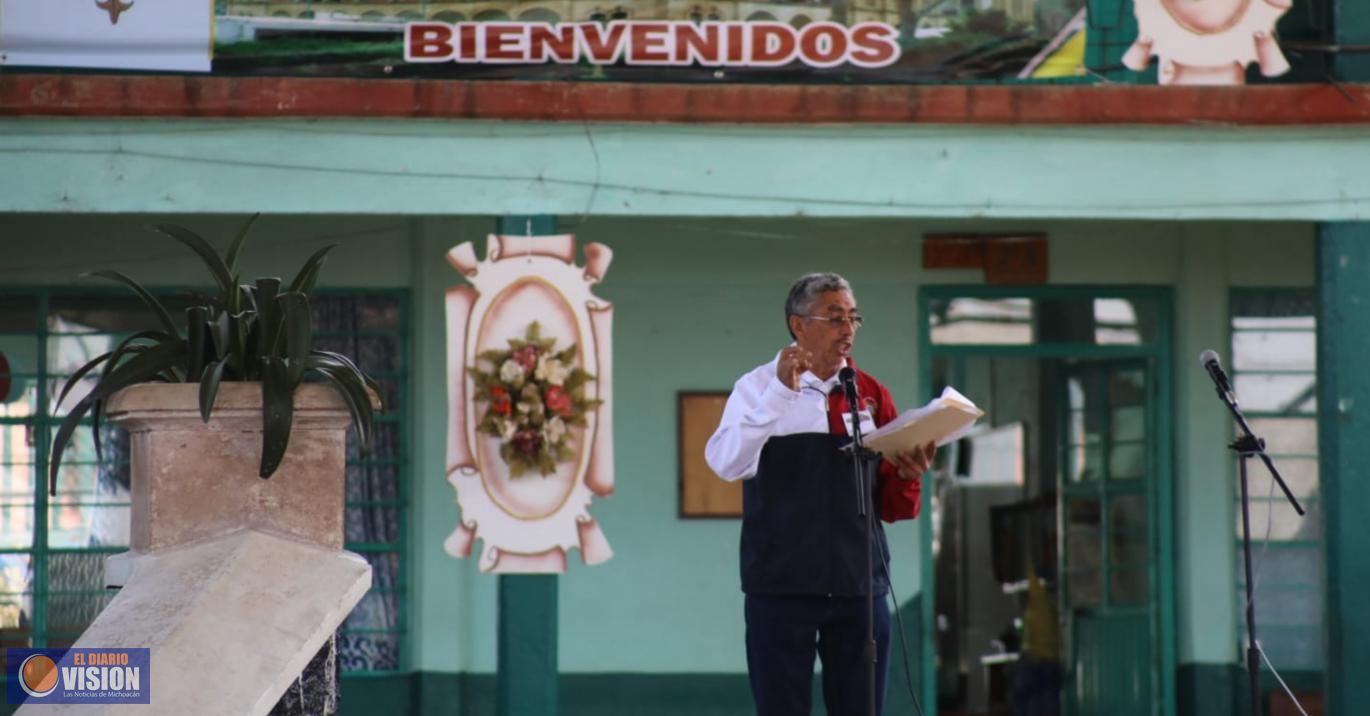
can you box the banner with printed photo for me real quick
[0,0,1313,85]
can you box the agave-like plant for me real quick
[49,216,383,493]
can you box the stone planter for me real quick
[106,382,353,553]
[17,383,372,716]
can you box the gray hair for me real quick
[784,272,851,339]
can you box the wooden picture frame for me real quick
[678,391,741,518]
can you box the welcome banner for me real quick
[0,0,1302,85]
[405,21,901,69]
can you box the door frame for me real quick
[917,284,1175,716]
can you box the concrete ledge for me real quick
[19,530,372,716]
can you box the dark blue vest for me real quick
[740,433,891,596]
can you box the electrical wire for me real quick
[1259,644,1310,716]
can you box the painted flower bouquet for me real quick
[468,322,602,477]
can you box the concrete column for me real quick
[1316,224,1370,716]
[495,215,559,716]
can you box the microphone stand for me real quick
[842,381,879,716]
[1207,373,1305,716]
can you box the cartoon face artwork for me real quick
[1124,0,1293,85]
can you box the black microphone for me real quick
[838,366,868,452]
[1199,349,1237,405]
[838,366,859,407]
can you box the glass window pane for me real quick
[345,507,400,545]
[0,594,31,631]
[1066,499,1101,570]
[1109,368,1146,407]
[0,461,35,549]
[315,335,400,375]
[0,381,38,418]
[1111,495,1148,567]
[1066,569,1101,608]
[1237,499,1321,542]
[1233,374,1316,414]
[374,376,402,414]
[1110,568,1148,605]
[338,631,400,672]
[1112,534,1148,568]
[46,592,117,636]
[347,463,400,504]
[0,505,34,549]
[46,552,118,634]
[313,294,403,333]
[48,295,191,336]
[1236,458,1318,500]
[1094,299,1143,345]
[1238,546,1323,587]
[1109,443,1146,480]
[1245,625,1322,671]
[48,504,131,548]
[1247,417,1317,456]
[0,554,32,598]
[1067,410,1104,445]
[364,552,400,589]
[929,298,1032,345]
[1239,586,1323,627]
[1069,371,1109,413]
[0,552,33,655]
[344,589,401,632]
[1232,330,1316,372]
[1066,444,1103,482]
[1232,290,1315,324]
[359,295,402,332]
[48,427,130,499]
[0,336,39,417]
[343,550,402,673]
[1231,288,1322,670]
[929,296,1160,346]
[0,297,38,333]
[1111,494,1147,531]
[1112,406,1146,442]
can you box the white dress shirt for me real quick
[706,352,870,482]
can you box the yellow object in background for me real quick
[1031,25,1087,79]
[1022,562,1060,661]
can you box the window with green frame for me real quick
[1229,289,1323,671]
[0,288,408,676]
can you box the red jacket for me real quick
[823,363,922,523]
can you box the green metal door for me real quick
[1059,359,1157,716]
[919,286,1175,716]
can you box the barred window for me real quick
[0,289,408,675]
[1230,289,1322,670]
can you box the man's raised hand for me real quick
[776,345,813,391]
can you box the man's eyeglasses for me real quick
[800,314,864,330]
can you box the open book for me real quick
[864,386,984,457]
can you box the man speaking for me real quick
[706,272,934,716]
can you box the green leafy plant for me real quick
[49,216,383,493]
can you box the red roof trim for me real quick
[3,74,1370,125]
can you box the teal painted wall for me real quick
[0,215,1317,697]
[4,120,1370,221]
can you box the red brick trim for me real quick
[4,73,1370,125]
